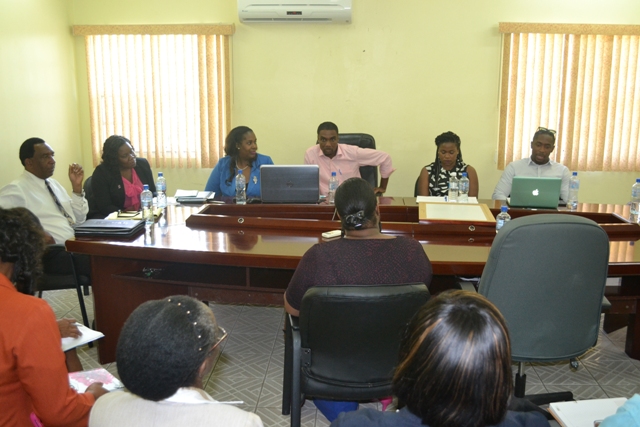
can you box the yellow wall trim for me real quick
[499,22,640,35]
[72,23,235,36]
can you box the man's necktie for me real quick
[45,180,75,226]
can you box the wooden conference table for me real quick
[66,197,640,364]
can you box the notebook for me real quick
[260,165,320,204]
[508,176,562,209]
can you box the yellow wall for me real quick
[3,0,639,203]
[0,0,84,192]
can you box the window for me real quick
[72,24,234,168]
[498,23,640,172]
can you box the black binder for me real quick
[74,219,145,237]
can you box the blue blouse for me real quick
[205,153,274,197]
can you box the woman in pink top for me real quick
[88,135,156,218]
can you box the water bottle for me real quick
[156,172,167,208]
[448,172,458,202]
[567,172,579,211]
[631,178,640,217]
[458,172,469,203]
[495,206,511,233]
[328,172,339,204]
[235,171,246,205]
[140,184,154,226]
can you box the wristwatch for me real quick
[73,190,86,197]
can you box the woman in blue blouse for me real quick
[205,126,274,198]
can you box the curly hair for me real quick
[334,178,377,231]
[393,290,512,427]
[101,135,132,174]
[0,207,46,294]
[223,126,254,185]
[116,295,225,401]
[430,131,465,185]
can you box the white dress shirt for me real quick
[0,171,87,243]
[492,157,571,202]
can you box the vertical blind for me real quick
[73,24,234,168]
[498,23,640,172]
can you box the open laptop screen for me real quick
[260,165,320,204]
[509,176,562,209]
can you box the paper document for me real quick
[416,196,478,204]
[106,208,163,220]
[61,324,104,352]
[419,202,495,222]
[549,397,627,427]
[69,368,123,392]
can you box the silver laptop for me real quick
[260,165,320,204]
[509,176,562,209]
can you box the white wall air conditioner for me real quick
[238,0,352,23]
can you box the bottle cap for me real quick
[158,172,163,177]
[501,206,508,212]
[143,184,149,190]
[637,178,640,183]
[331,172,336,176]
[572,171,577,176]
[462,172,467,177]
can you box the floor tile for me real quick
[584,360,640,386]
[544,384,609,400]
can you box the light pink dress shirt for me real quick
[303,144,395,196]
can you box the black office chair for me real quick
[36,244,91,328]
[470,214,609,405]
[281,283,430,427]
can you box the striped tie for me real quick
[45,180,75,226]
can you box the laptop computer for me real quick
[260,165,320,204]
[508,176,562,209]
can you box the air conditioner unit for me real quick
[238,0,352,24]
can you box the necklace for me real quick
[236,161,248,171]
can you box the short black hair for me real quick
[223,126,254,185]
[19,137,46,166]
[334,177,377,231]
[317,121,339,135]
[533,128,556,144]
[101,135,132,173]
[116,295,224,401]
[393,290,512,427]
[0,207,46,294]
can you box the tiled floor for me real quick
[45,289,640,427]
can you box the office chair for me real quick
[36,244,91,328]
[471,214,609,405]
[282,283,430,427]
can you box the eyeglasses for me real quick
[536,126,557,135]
[209,326,228,354]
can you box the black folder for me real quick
[74,219,145,237]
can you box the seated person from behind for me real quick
[0,207,108,427]
[89,295,263,427]
[205,126,274,198]
[304,122,395,196]
[492,127,570,202]
[89,135,156,218]
[0,137,87,244]
[284,177,433,422]
[331,290,550,427]
[416,131,479,197]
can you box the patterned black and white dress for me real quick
[425,160,469,197]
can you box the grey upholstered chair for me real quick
[476,214,609,405]
[282,283,430,427]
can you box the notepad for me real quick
[61,324,105,352]
[549,397,627,427]
[69,368,123,392]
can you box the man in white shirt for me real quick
[0,137,88,244]
[492,128,571,202]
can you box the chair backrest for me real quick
[478,214,609,362]
[338,133,378,188]
[84,176,98,218]
[36,244,80,292]
[298,283,429,398]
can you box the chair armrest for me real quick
[457,281,478,293]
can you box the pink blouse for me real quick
[122,169,144,211]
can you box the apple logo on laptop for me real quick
[532,189,539,196]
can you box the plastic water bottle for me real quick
[328,172,339,204]
[156,172,167,208]
[631,178,640,217]
[140,184,154,226]
[567,172,580,211]
[448,172,458,202]
[458,172,469,203]
[235,171,246,205]
[495,206,511,233]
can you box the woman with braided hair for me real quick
[284,178,432,422]
[89,295,263,427]
[416,131,479,197]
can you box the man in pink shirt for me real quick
[304,122,395,196]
